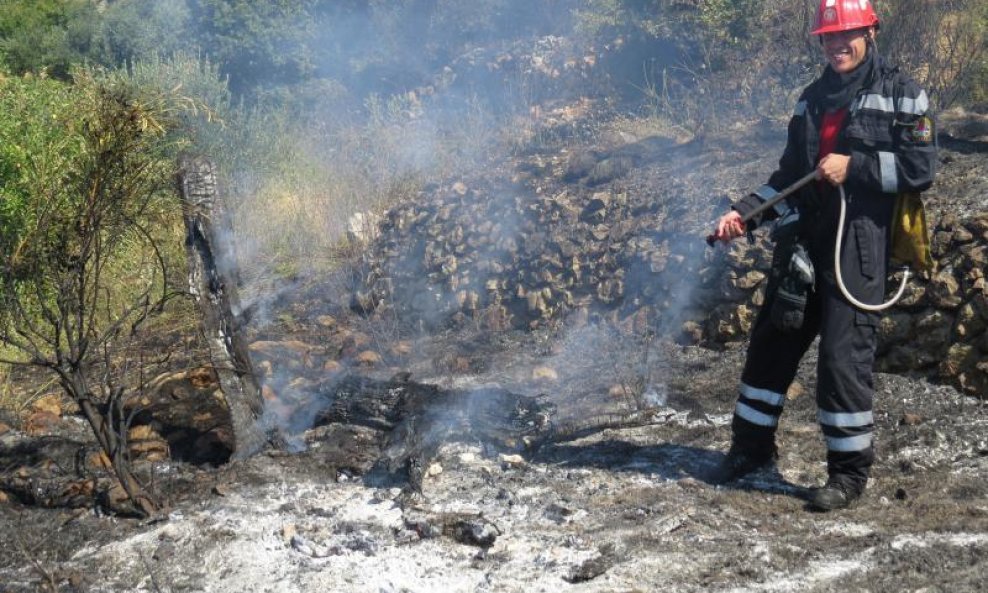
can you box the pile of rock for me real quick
[353,173,709,334]
[354,163,987,395]
[883,213,988,394]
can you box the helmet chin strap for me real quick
[865,35,882,76]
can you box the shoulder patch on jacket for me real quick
[911,116,934,143]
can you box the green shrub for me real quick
[0,69,186,296]
[0,74,80,259]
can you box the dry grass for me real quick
[221,92,510,285]
[0,366,15,414]
[605,112,696,147]
[0,362,60,418]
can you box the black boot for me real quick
[808,476,863,511]
[706,444,778,485]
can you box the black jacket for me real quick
[735,53,936,242]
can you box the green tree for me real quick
[188,0,320,96]
[0,0,69,38]
[0,0,192,80]
[0,0,94,77]
[92,0,193,68]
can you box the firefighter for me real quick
[708,0,936,510]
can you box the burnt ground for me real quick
[1,108,987,592]
[2,332,985,593]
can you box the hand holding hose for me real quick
[705,170,819,247]
[711,210,746,244]
[817,154,850,186]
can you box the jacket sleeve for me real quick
[848,80,936,194]
[732,96,809,230]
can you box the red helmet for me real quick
[811,0,880,35]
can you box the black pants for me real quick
[731,218,884,491]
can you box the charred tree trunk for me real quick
[178,155,267,459]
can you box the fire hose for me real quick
[707,170,910,312]
[834,183,910,311]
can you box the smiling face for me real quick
[820,27,874,73]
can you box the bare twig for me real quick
[12,517,60,592]
[139,550,169,593]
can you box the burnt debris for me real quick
[295,374,554,492]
